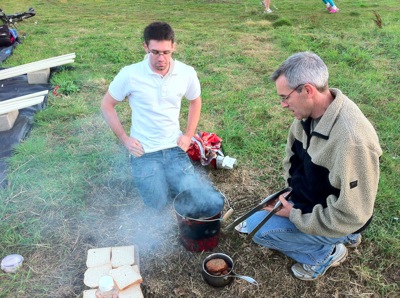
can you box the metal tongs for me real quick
[225,187,293,240]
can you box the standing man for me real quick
[239,52,382,280]
[101,22,202,209]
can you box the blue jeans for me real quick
[247,210,360,265]
[130,146,195,209]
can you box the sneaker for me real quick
[329,8,340,13]
[291,244,348,281]
[235,221,249,234]
[264,8,273,14]
[346,234,362,248]
[326,6,332,11]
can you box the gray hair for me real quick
[270,52,329,91]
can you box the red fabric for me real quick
[187,132,222,167]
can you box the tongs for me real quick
[225,187,293,240]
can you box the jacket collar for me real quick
[309,88,346,139]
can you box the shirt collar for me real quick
[144,56,176,77]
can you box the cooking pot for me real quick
[173,188,233,252]
[201,253,258,287]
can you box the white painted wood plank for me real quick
[1,59,75,79]
[0,96,45,109]
[0,90,49,103]
[0,96,45,114]
[0,53,75,81]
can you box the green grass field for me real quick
[1,0,399,297]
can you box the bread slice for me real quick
[132,264,140,274]
[83,264,112,288]
[109,265,142,290]
[111,245,135,268]
[86,247,111,268]
[119,283,144,298]
[82,289,96,298]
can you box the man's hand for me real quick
[122,135,145,157]
[177,134,192,152]
[263,192,293,218]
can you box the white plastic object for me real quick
[216,155,237,169]
[98,275,115,292]
[1,254,24,273]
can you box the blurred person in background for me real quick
[261,0,273,13]
[101,21,202,210]
[322,0,340,13]
[237,52,382,280]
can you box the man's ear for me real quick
[304,84,314,96]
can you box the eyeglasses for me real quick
[149,49,173,56]
[280,84,304,103]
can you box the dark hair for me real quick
[143,22,175,45]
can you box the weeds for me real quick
[373,11,383,28]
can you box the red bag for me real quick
[187,132,222,167]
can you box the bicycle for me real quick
[0,7,36,28]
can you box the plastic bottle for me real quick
[95,275,119,298]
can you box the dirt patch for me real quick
[12,164,398,298]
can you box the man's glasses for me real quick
[280,84,304,103]
[149,49,172,56]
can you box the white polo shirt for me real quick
[109,58,201,153]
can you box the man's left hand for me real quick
[177,134,192,152]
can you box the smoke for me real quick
[172,170,224,218]
[88,152,224,255]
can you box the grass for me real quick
[0,0,399,297]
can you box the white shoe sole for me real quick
[235,221,248,234]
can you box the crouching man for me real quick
[239,52,382,280]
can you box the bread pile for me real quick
[83,245,143,298]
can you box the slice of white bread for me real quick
[119,283,144,298]
[111,245,135,268]
[132,264,140,274]
[83,264,112,288]
[82,289,96,298]
[109,265,143,291]
[86,247,111,268]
